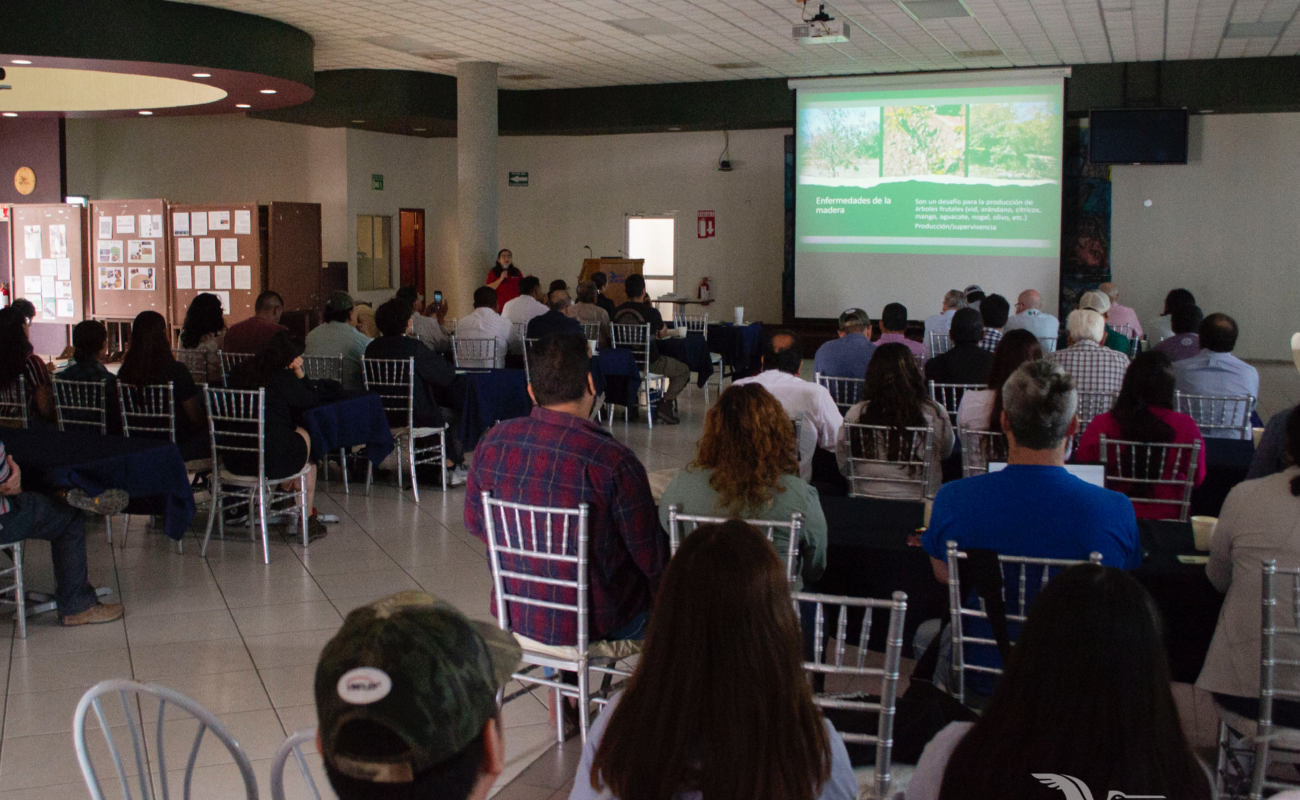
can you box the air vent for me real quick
[1224,21,1286,37]
[712,62,762,69]
[954,49,1004,57]
[900,0,971,20]
[607,18,681,36]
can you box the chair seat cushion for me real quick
[220,466,310,485]
[513,631,642,662]
[1216,702,1300,754]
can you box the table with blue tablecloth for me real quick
[459,369,532,451]
[707,322,764,380]
[656,333,714,387]
[300,391,395,467]
[0,427,195,541]
[592,348,641,408]
[1191,437,1254,517]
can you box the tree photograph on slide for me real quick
[968,101,1060,179]
[799,107,882,179]
[883,105,966,177]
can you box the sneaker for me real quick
[447,466,469,488]
[62,603,125,627]
[64,488,129,517]
[306,515,328,542]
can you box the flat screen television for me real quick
[1088,108,1189,165]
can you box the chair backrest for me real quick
[791,415,804,461]
[453,336,498,369]
[796,590,908,800]
[203,386,267,477]
[945,541,1103,703]
[815,373,865,412]
[301,354,343,382]
[842,422,938,499]
[1037,335,1058,354]
[522,337,539,384]
[959,429,1008,478]
[611,322,653,372]
[580,322,603,346]
[511,322,527,345]
[674,313,708,334]
[1097,435,1201,522]
[928,381,986,424]
[1252,559,1300,797]
[54,378,109,434]
[1176,391,1254,439]
[270,727,321,800]
[0,376,28,429]
[172,349,211,385]
[929,331,952,356]
[117,382,177,442]
[218,352,253,385]
[666,506,803,583]
[73,679,259,800]
[362,357,416,433]
[481,492,590,650]
[1076,389,1118,432]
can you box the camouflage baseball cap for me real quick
[315,591,521,783]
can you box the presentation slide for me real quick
[793,74,1065,320]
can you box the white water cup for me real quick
[1191,515,1218,552]
[734,306,744,325]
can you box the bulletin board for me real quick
[89,199,171,322]
[168,202,261,326]
[579,258,644,307]
[10,203,87,324]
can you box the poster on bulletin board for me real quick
[89,199,171,323]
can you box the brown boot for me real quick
[61,603,125,627]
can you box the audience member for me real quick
[179,292,227,382]
[1078,291,1133,355]
[9,298,35,327]
[222,291,288,354]
[591,271,617,317]
[924,308,994,386]
[58,320,119,432]
[0,307,54,423]
[1149,288,1196,343]
[734,331,842,481]
[964,285,985,311]
[315,591,518,800]
[1046,310,1130,397]
[1199,409,1300,730]
[354,301,378,338]
[527,288,583,340]
[923,360,1140,576]
[1003,289,1060,343]
[117,311,208,460]
[396,285,451,354]
[613,274,689,425]
[876,302,925,361]
[0,440,125,626]
[909,565,1210,800]
[1075,351,1206,519]
[453,287,512,368]
[923,289,967,359]
[1099,281,1144,339]
[485,248,522,312]
[568,281,612,346]
[838,343,953,499]
[502,276,549,355]
[548,279,568,294]
[228,332,325,540]
[574,520,857,800]
[304,292,372,389]
[1247,403,1296,479]
[1154,303,1204,363]
[1173,313,1259,439]
[813,308,876,379]
[977,293,1009,352]
[365,299,467,485]
[658,384,828,589]
[465,333,668,647]
[955,329,1043,432]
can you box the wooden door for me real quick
[267,202,323,314]
[399,209,425,293]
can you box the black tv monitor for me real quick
[1088,108,1189,165]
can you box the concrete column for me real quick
[456,61,498,316]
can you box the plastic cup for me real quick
[1191,515,1218,552]
[734,306,744,325]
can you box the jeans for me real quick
[0,493,98,618]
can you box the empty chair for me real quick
[1097,435,1202,521]
[74,679,258,800]
[1177,391,1255,440]
[53,378,109,433]
[0,376,28,429]
[453,336,498,370]
[816,373,865,413]
[666,506,803,584]
[959,429,1008,478]
[301,354,343,382]
[929,381,986,425]
[610,322,667,427]
[270,727,323,800]
[363,356,450,499]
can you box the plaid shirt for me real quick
[1046,338,1130,396]
[465,407,668,645]
[979,328,1003,353]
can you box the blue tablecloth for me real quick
[301,392,395,467]
[592,349,641,408]
[0,428,195,541]
[1191,437,1254,517]
[707,322,764,380]
[460,369,532,451]
[657,333,714,387]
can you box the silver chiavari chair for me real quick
[117,381,200,551]
[522,338,539,385]
[610,322,667,427]
[816,373,865,413]
[928,381,986,426]
[959,429,1008,478]
[1176,391,1256,440]
[842,423,938,500]
[674,312,723,397]
[363,357,450,500]
[53,378,109,433]
[928,331,953,357]
[0,377,29,428]
[172,348,211,386]
[1076,389,1118,434]
[301,355,353,494]
[1037,335,1059,354]
[452,336,498,370]
[217,352,253,386]
[666,507,803,583]
[1097,435,1202,522]
[270,727,323,800]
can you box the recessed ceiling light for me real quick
[259,89,276,94]
[192,72,212,78]
[901,0,971,20]
[413,127,427,132]
[668,126,682,131]
[352,119,365,123]
[2,112,17,117]
[11,59,31,65]
[236,103,251,108]
[138,110,153,115]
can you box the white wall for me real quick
[1111,113,1300,361]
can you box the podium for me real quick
[579,258,643,307]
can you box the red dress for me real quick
[487,268,521,312]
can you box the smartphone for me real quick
[433,290,443,304]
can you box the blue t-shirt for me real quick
[813,334,877,380]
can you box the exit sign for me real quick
[371,174,384,190]
[508,171,529,187]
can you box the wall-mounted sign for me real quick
[697,210,715,239]
[508,171,529,187]
[371,174,384,191]
[13,167,35,196]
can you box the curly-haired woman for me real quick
[658,382,827,588]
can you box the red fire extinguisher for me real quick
[698,277,711,301]
[0,282,10,310]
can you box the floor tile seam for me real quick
[206,558,291,739]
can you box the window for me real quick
[356,214,392,291]
[626,216,675,300]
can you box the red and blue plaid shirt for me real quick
[465,407,668,645]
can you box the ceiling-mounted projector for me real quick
[793,5,850,43]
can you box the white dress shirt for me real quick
[501,295,549,353]
[733,369,844,481]
[922,309,956,359]
[453,306,513,368]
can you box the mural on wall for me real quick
[1058,121,1112,317]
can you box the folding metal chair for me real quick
[610,322,667,427]
[959,429,1007,478]
[202,386,311,563]
[945,541,1103,703]
[816,373,865,413]
[218,352,252,385]
[842,423,938,500]
[172,348,212,385]
[928,381,986,426]
[453,336,498,370]
[54,378,109,433]
[674,312,723,398]
[929,331,953,357]
[301,355,353,494]
[74,679,258,800]
[363,357,449,501]
[481,493,635,744]
[0,376,28,428]
[1097,435,1202,522]
[270,727,323,800]
[666,507,804,583]
[1177,391,1256,440]
[796,590,908,800]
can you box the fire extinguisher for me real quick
[0,282,9,310]
[698,278,711,301]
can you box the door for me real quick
[399,209,425,293]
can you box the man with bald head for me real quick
[1098,282,1143,340]
[1004,289,1060,345]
